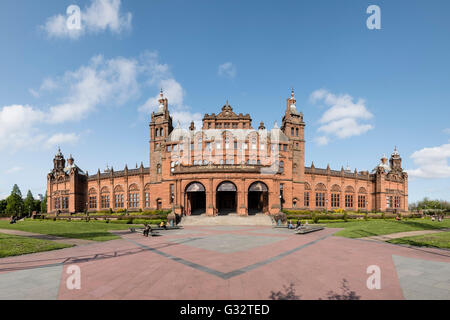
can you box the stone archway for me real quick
[248,181,269,215]
[186,182,206,215]
[216,181,237,215]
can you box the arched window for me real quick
[315,183,326,208]
[345,186,354,208]
[160,128,164,136]
[157,164,161,174]
[100,187,110,209]
[358,187,367,209]
[144,184,151,208]
[114,185,124,208]
[304,183,311,207]
[330,184,341,207]
[88,188,97,209]
[128,184,140,209]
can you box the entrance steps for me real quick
[180,214,275,226]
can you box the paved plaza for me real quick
[0,226,449,300]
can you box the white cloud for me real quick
[48,55,140,123]
[5,166,23,174]
[218,62,237,79]
[29,78,59,98]
[42,0,132,39]
[4,51,200,152]
[138,58,201,129]
[46,133,80,149]
[408,143,450,178]
[0,105,46,151]
[310,89,374,145]
[443,128,450,134]
[314,136,329,146]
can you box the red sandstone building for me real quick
[47,90,408,216]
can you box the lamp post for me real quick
[326,199,329,215]
[366,201,369,215]
[85,202,88,216]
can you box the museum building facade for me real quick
[47,90,408,216]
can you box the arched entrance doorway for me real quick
[248,181,269,215]
[186,182,206,215]
[156,198,162,210]
[216,181,237,215]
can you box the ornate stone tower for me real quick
[149,90,173,182]
[389,147,402,171]
[53,147,66,172]
[281,89,306,188]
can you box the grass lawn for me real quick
[0,233,72,258]
[324,219,450,238]
[387,232,450,249]
[0,220,141,242]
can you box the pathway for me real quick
[361,228,450,242]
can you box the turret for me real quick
[53,147,65,171]
[389,147,402,171]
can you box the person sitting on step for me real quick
[143,224,152,237]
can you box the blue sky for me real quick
[0,0,449,203]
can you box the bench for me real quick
[295,226,325,234]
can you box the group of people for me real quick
[431,215,445,222]
[142,220,171,237]
[9,215,18,224]
[288,219,307,230]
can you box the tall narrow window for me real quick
[279,161,284,173]
[358,195,366,208]
[316,193,325,207]
[170,184,174,204]
[54,198,61,209]
[129,193,139,208]
[115,194,124,208]
[89,196,97,209]
[331,194,340,207]
[387,196,392,208]
[145,193,150,208]
[394,196,400,208]
[345,195,353,208]
[304,192,310,207]
[101,195,110,209]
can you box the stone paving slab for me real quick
[167,233,285,253]
[393,255,450,300]
[0,264,63,300]
[0,228,95,246]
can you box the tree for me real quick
[24,190,37,216]
[41,192,47,214]
[5,184,24,217]
[0,199,7,215]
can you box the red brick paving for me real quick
[0,226,449,300]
